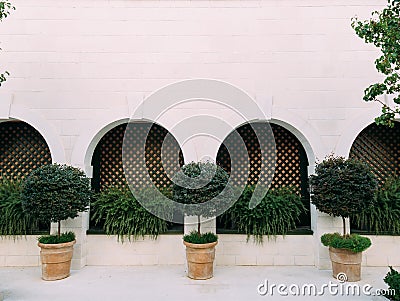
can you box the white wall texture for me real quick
[0,0,394,269]
[0,0,385,164]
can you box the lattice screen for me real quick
[349,123,400,184]
[92,122,184,191]
[93,121,309,195]
[0,121,52,179]
[216,122,308,193]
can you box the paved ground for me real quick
[0,266,394,301]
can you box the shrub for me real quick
[183,231,218,244]
[384,266,400,301]
[91,186,171,242]
[321,233,371,253]
[352,176,400,234]
[173,161,233,236]
[38,232,75,244]
[0,177,39,236]
[220,186,306,243]
[21,164,91,238]
[310,156,378,235]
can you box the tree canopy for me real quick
[352,0,400,127]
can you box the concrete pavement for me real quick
[0,266,393,301]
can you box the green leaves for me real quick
[352,176,400,234]
[321,233,371,253]
[384,266,400,301]
[220,186,306,243]
[38,231,75,244]
[91,187,170,242]
[352,0,400,126]
[183,231,218,244]
[0,2,14,87]
[310,156,378,218]
[0,177,39,236]
[0,2,14,20]
[21,164,91,225]
[172,161,233,219]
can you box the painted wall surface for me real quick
[0,0,385,165]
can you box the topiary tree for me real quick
[173,161,233,235]
[352,0,400,127]
[21,164,91,238]
[310,156,378,236]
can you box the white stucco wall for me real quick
[0,0,385,164]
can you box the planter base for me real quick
[184,241,217,280]
[329,247,362,282]
[38,240,76,281]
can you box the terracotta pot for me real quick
[38,240,76,281]
[329,247,362,282]
[183,240,218,280]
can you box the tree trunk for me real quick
[197,215,201,235]
[342,216,346,236]
[58,221,61,238]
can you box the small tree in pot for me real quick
[173,161,233,280]
[310,156,378,282]
[21,164,91,281]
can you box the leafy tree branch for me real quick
[352,0,400,127]
[0,1,14,87]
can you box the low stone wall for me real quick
[1,234,399,268]
[216,235,314,266]
[85,234,315,266]
[86,234,185,265]
[362,235,400,267]
[0,236,40,267]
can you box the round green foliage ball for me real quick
[310,156,377,218]
[172,161,232,218]
[21,164,91,224]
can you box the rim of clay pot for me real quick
[38,240,76,249]
[183,240,218,249]
[329,246,361,254]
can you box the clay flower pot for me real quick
[183,240,218,280]
[329,247,362,282]
[38,240,76,281]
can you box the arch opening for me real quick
[215,121,311,232]
[0,120,52,180]
[349,122,400,234]
[89,121,184,232]
[0,120,52,233]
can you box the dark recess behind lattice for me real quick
[350,122,400,233]
[0,120,52,232]
[90,122,184,231]
[0,121,52,180]
[349,123,400,184]
[90,121,311,230]
[91,122,184,192]
[216,122,310,228]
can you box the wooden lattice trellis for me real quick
[216,122,310,227]
[92,122,184,191]
[349,123,400,184]
[0,121,52,180]
[216,122,308,193]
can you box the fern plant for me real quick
[352,176,400,234]
[0,177,39,236]
[219,186,306,243]
[91,187,171,242]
